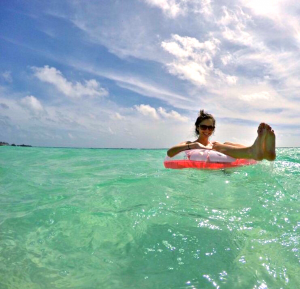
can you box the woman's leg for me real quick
[212,123,273,161]
[212,141,264,160]
[223,142,247,148]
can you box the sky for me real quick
[1,0,300,148]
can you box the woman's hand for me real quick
[167,141,212,157]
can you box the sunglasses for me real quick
[199,125,215,131]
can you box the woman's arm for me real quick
[167,142,210,157]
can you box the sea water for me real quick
[0,146,299,289]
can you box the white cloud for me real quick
[222,26,254,46]
[226,75,238,85]
[135,104,188,122]
[110,112,125,120]
[20,95,44,113]
[218,6,252,26]
[240,91,270,101]
[167,61,208,85]
[241,0,282,18]
[216,6,258,48]
[198,0,213,16]
[32,66,108,98]
[161,34,238,87]
[161,34,219,85]
[158,107,188,122]
[143,0,185,18]
[162,34,219,58]
[214,69,238,85]
[240,0,300,49]
[220,54,233,66]
[143,0,212,18]
[135,104,159,119]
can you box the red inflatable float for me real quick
[164,149,257,170]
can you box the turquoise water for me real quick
[0,147,300,289]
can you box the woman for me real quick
[167,110,276,161]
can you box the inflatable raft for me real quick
[164,149,257,170]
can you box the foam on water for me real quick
[0,147,300,288]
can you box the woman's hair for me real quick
[194,110,216,135]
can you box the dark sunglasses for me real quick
[199,125,215,131]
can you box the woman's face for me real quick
[198,119,215,138]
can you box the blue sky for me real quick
[1,0,300,148]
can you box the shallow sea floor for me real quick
[0,147,300,289]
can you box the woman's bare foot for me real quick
[264,128,276,161]
[250,123,267,161]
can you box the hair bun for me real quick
[199,109,205,116]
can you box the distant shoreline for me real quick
[0,142,32,147]
[0,142,298,150]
